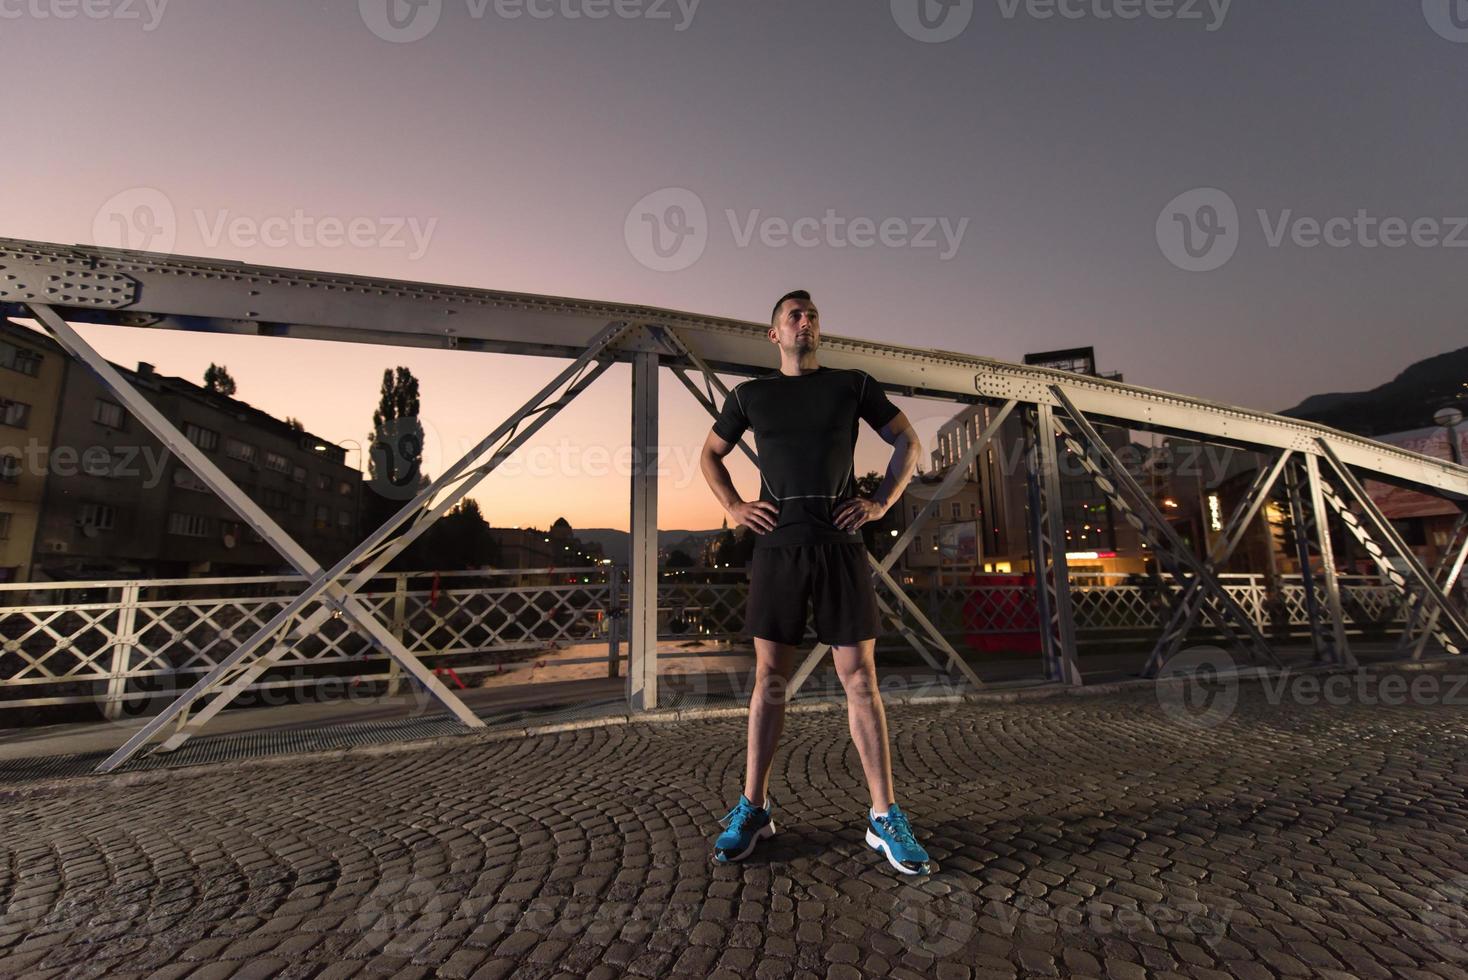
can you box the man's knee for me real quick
[752,665,794,705]
[836,663,879,701]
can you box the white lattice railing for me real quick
[0,568,1447,718]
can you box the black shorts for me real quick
[745,542,881,646]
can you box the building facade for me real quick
[0,321,68,583]
[928,384,1148,576]
[4,321,363,581]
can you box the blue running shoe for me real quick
[865,803,931,875]
[713,793,775,863]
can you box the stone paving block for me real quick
[0,679,1464,978]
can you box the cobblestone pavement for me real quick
[1,665,1466,979]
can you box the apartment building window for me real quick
[226,438,258,464]
[79,503,116,531]
[82,450,120,478]
[338,480,352,496]
[0,512,10,539]
[264,451,290,473]
[167,513,210,538]
[951,502,961,520]
[314,504,330,529]
[315,473,330,491]
[184,423,219,452]
[259,487,289,510]
[0,454,19,484]
[172,468,212,493]
[1,399,31,429]
[93,399,125,429]
[292,465,307,485]
[0,341,41,377]
[338,510,351,529]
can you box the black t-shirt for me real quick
[712,366,902,549]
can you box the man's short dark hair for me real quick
[771,289,812,325]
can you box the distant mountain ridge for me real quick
[1277,346,1468,437]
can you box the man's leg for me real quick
[743,638,799,807]
[832,638,895,814]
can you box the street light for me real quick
[1433,406,1464,466]
[314,438,363,471]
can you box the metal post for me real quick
[608,566,622,679]
[1303,454,1354,667]
[1283,459,1329,660]
[628,351,659,711]
[103,582,140,722]
[1023,405,1083,686]
[1034,404,1083,685]
[388,575,408,698]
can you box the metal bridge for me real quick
[2,236,1465,774]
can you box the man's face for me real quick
[769,299,820,354]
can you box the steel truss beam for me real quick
[1316,438,1468,651]
[151,341,622,754]
[1046,386,1282,671]
[658,329,985,697]
[1141,451,1294,675]
[1282,459,1333,663]
[3,238,1465,501]
[42,301,631,771]
[9,237,1468,746]
[628,350,658,710]
[1302,454,1355,667]
[1313,471,1458,659]
[1395,511,1468,660]
[1024,405,1083,686]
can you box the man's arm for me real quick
[700,429,778,534]
[834,411,921,532]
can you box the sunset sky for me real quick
[5,1,1465,532]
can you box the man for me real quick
[698,289,932,875]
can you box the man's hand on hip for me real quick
[729,500,779,534]
[834,497,886,532]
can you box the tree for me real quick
[364,366,427,534]
[393,497,502,571]
[712,527,755,568]
[369,367,426,489]
[284,416,305,432]
[667,549,696,568]
[203,363,237,396]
